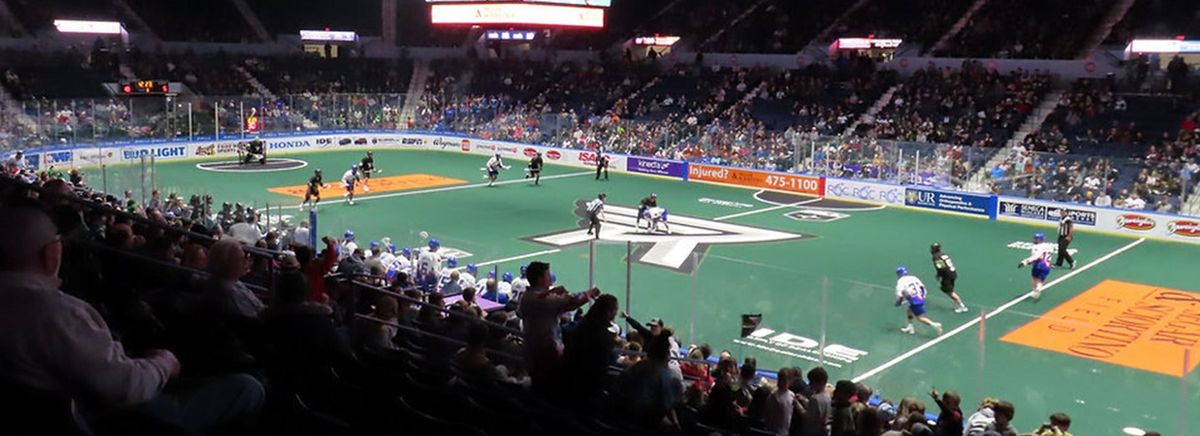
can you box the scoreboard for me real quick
[425,0,611,7]
[119,80,171,95]
[428,1,606,28]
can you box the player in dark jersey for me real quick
[931,242,968,313]
[595,153,610,180]
[359,151,375,192]
[637,193,658,229]
[526,152,544,185]
[302,169,324,210]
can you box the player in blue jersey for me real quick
[895,267,944,336]
[1017,233,1056,300]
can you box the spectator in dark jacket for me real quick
[930,388,964,436]
[831,380,857,436]
[556,293,619,404]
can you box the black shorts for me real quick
[362,170,372,179]
[939,276,957,294]
[306,187,320,199]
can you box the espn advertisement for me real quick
[626,156,686,179]
[904,187,996,218]
[824,178,905,206]
[688,164,824,196]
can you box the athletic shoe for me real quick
[954,305,969,313]
[932,323,944,335]
[363,186,370,192]
[1031,289,1041,300]
[1069,260,1076,269]
[900,325,915,335]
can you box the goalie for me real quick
[239,137,266,165]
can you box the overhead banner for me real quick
[688,164,824,196]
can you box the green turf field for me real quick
[92,149,1199,435]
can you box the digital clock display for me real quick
[120,80,171,95]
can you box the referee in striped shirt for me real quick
[1054,209,1076,269]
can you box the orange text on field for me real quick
[1001,279,1200,377]
[268,174,467,198]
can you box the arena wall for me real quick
[8,131,1198,244]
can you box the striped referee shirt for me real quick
[1058,216,1073,239]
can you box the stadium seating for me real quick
[0,2,1197,434]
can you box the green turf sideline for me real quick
[850,237,1147,384]
[714,198,823,221]
[277,170,593,210]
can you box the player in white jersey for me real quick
[459,264,478,290]
[439,257,461,290]
[416,239,443,292]
[498,272,515,296]
[895,267,943,335]
[338,230,358,260]
[388,247,413,277]
[375,243,397,267]
[510,264,530,301]
[1017,233,1055,300]
[642,207,672,234]
[483,153,510,187]
[341,165,361,205]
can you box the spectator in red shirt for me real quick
[295,236,337,303]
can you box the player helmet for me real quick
[387,243,397,253]
[367,151,373,156]
[896,266,908,277]
[370,241,381,250]
[550,273,557,284]
[315,169,322,174]
[351,164,358,170]
[344,230,355,240]
[467,264,478,274]
[930,242,942,253]
[428,239,440,250]
[502,272,513,282]
[520,264,528,277]
[1034,233,1046,242]
[651,193,657,198]
[494,152,501,157]
[487,270,496,279]
[448,257,458,268]
[401,247,412,257]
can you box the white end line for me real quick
[280,171,592,210]
[851,237,1146,383]
[474,249,562,268]
[715,198,822,221]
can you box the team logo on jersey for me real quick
[1168,220,1200,238]
[1116,214,1156,231]
[524,201,811,272]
